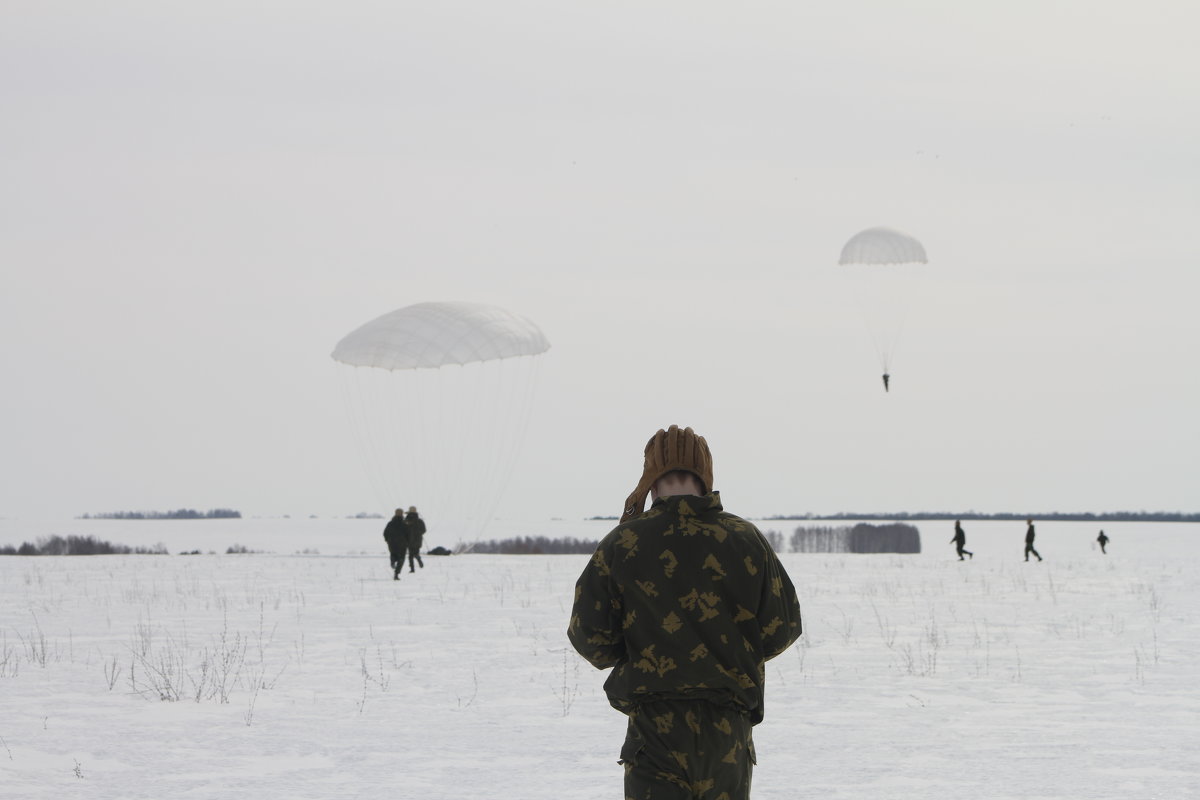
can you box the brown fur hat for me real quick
[620,425,714,522]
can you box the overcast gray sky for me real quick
[3,1,1198,522]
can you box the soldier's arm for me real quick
[756,540,802,661]
[567,546,626,670]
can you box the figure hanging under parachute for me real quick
[837,227,928,393]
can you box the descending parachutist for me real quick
[837,227,925,398]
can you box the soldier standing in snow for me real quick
[404,506,426,572]
[383,508,410,581]
[1024,519,1043,562]
[568,425,802,800]
[951,520,973,560]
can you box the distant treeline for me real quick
[462,536,600,555]
[79,508,242,520]
[463,523,921,556]
[1,535,168,556]
[763,511,1200,522]
[775,523,921,554]
[760,523,921,554]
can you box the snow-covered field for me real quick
[1,519,1197,799]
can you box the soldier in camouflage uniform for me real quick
[569,426,802,800]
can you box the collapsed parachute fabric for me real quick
[332,302,550,541]
[837,227,928,380]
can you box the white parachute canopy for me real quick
[332,302,550,543]
[837,227,928,377]
[331,302,551,370]
[838,227,928,267]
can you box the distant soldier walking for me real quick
[383,508,410,581]
[1097,530,1109,554]
[404,506,426,572]
[951,520,973,560]
[569,425,802,800]
[1024,519,1043,562]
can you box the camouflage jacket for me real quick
[567,492,801,724]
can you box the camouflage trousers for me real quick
[619,699,754,800]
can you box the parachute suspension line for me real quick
[463,359,504,534]
[352,369,382,506]
[441,364,471,533]
[394,370,415,512]
[841,263,920,382]
[475,355,538,534]
[336,366,379,508]
[860,313,891,374]
[417,366,433,514]
[881,316,909,376]
[397,367,420,512]
[401,356,539,544]
[462,361,493,531]
[878,265,923,378]
[427,365,452,519]
[844,272,892,376]
[442,362,484,534]
[476,358,517,536]
[371,369,398,505]
[474,354,543,533]
[370,369,404,508]
[339,365,391,509]
[432,368,458,535]
[381,369,412,507]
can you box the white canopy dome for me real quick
[838,227,928,266]
[331,301,551,370]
